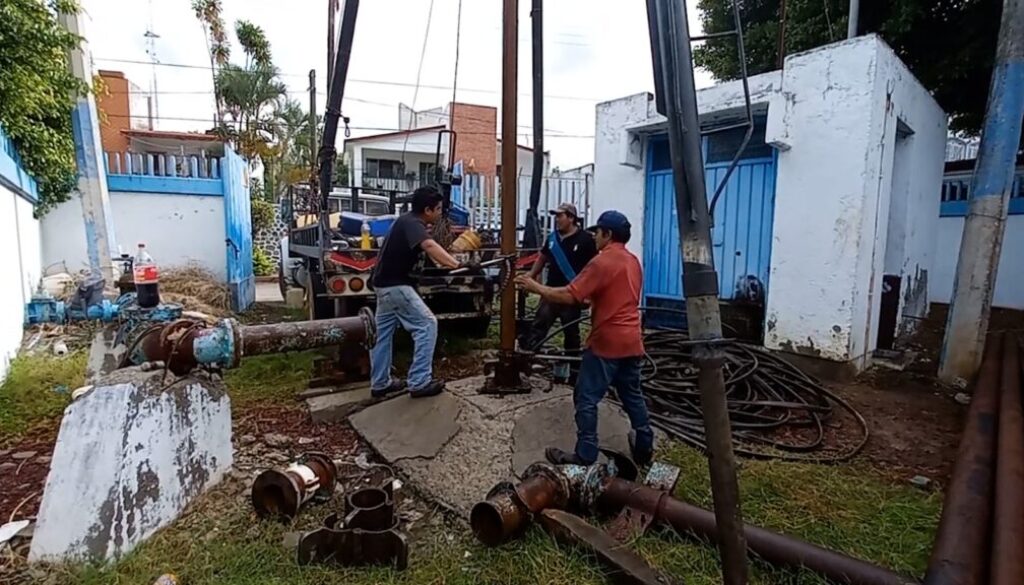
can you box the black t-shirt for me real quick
[371,213,429,288]
[541,228,598,287]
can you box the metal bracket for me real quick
[296,481,409,570]
[606,462,681,542]
[481,351,534,395]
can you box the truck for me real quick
[279,184,530,338]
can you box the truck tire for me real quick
[307,272,334,320]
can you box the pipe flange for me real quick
[522,462,571,510]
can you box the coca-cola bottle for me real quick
[133,243,161,308]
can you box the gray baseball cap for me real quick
[548,202,579,218]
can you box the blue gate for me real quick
[642,135,777,304]
[222,146,255,311]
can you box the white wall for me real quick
[42,192,227,279]
[110,193,227,278]
[933,215,1024,309]
[0,186,41,379]
[345,131,449,183]
[592,35,947,370]
[764,36,946,367]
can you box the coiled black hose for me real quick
[533,309,869,463]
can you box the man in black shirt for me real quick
[370,187,461,398]
[521,203,598,352]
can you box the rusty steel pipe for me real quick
[251,452,338,520]
[470,463,570,546]
[924,335,1003,585]
[598,478,916,585]
[239,308,376,358]
[990,335,1023,585]
[142,307,376,374]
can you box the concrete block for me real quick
[284,287,305,309]
[85,327,125,384]
[29,367,232,562]
[306,385,375,423]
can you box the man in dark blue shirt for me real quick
[521,203,598,353]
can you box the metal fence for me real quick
[460,172,594,234]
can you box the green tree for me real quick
[693,0,1003,133]
[0,0,88,214]
[191,0,229,124]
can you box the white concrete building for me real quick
[0,130,43,380]
[592,35,948,374]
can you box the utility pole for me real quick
[327,0,338,91]
[309,69,318,188]
[523,0,543,250]
[646,0,749,583]
[59,10,117,282]
[491,0,521,388]
[847,0,859,39]
[939,0,1024,384]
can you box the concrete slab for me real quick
[511,399,633,476]
[349,375,643,516]
[306,386,375,423]
[30,368,232,562]
[350,392,462,461]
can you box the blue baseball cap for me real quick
[587,210,631,233]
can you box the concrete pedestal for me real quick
[29,368,232,562]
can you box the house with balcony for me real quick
[342,102,550,193]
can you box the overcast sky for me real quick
[80,0,713,169]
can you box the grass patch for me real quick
[46,442,940,585]
[0,351,87,443]
[222,351,317,406]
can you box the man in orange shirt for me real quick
[516,210,653,466]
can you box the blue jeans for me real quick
[370,286,438,391]
[574,350,654,463]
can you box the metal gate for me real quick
[643,136,777,304]
[223,145,255,311]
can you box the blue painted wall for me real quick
[221,146,254,311]
[643,132,777,304]
[0,127,39,203]
[940,167,1024,216]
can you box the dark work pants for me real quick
[574,350,654,464]
[523,300,582,351]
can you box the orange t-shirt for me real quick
[566,243,645,358]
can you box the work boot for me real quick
[629,431,654,467]
[545,447,589,466]
[409,379,445,398]
[371,379,406,399]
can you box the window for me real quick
[363,200,391,216]
[365,158,402,179]
[705,117,772,163]
[419,162,438,182]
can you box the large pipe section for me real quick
[991,336,1024,585]
[137,307,376,374]
[924,336,1003,585]
[252,453,338,520]
[597,478,915,585]
[472,464,914,585]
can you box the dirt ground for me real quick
[3,300,1019,580]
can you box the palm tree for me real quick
[191,0,229,124]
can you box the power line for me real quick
[402,0,438,167]
[101,89,585,135]
[93,56,602,102]
[100,113,595,138]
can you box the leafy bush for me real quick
[252,247,274,276]
[251,196,276,234]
